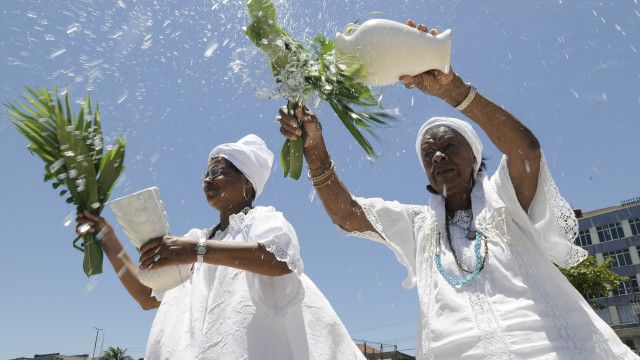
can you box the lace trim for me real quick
[466,281,515,359]
[352,196,387,243]
[260,234,300,274]
[415,210,436,360]
[540,156,579,243]
[505,221,619,359]
[339,196,422,289]
[539,156,587,268]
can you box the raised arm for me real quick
[278,106,377,234]
[400,20,542,211]
[76,211,160,310]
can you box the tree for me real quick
[99,347,133,360]
[560,256,628,307]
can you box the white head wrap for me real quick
[415,116,483,174]
[208,134,274,199]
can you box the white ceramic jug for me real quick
[109,187,191,294]
[335,19,452,86]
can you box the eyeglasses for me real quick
[203,167,226,181]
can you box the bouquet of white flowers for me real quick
[6,87,126,276]
[245,0,392,179]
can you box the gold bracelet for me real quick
[313,171,336,188]
[308,160,335,183]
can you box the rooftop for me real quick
[577,197,640,219]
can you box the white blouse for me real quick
[343,155,639,360]
[145,206,365,360]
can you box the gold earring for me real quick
[243,186,250,201]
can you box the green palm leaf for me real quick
[6,86,126,276]
[245,0,394,179]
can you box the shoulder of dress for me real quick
[183,228,205,239]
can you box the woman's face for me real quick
[203,157,251,210]
[420,126,476,197]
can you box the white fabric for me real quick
[145,206,365,360]
[209,134,274,198]
[342,154,639,360]
[416,117,483,173]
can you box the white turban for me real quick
[208,134,274,199]
[415,117,483,174]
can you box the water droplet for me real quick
[84,275,100,293]
[78,223,92,234]
[66,23,80,34]
[204,41,219,58]
[49,48,67,59]
[49,158,65,173]
[64,212,74,227]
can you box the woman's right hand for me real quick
[76,210,115,241]
[278,105,324,151]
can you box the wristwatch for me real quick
[196,238,207,263]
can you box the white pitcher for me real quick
[109,187,191,294]
[335,19,452,86]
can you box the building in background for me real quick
[355,340,415,360]
[574,197,640,352]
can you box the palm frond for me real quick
[6,86,126,276]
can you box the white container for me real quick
[335,19,452,86]
[109,187,191,293]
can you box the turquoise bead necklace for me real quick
[435,212,488,286]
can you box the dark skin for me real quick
[278,19,541,234]
[76,157,291,310]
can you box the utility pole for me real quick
[92,327,103,359]
[99,330,105,357]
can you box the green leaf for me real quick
[288,137,304,180]
[5,86,126,276]
[244,0,393,179]
[82,234,103,276]
[280,139,291,177]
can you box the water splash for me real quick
[204,41,219,58]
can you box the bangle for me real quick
[308,160,335,183]
[313,171,336,188]
[455,85,477,111]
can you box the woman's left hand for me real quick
[399,19,458,98]
[138,236,198,269]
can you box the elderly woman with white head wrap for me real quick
[278,20,639,360]
[75,134,366,360]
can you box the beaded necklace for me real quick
[435,210,489,286]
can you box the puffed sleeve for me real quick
[244,207,305,317]
[492,153,587,268]
[339,197,423,289]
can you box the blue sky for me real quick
[0,0,638,358]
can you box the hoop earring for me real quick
[426,184,439,195]
[243,186,251,201]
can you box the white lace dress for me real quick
[144,206,365,360]
[343,155,639,360]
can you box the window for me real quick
[630,217,640,236]
[595,307,613,325]
[613,275,639,296]
[618,304,638,324]
[575,229,592,247]
[597,222,625,242]
[602,249,633,268]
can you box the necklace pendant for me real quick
[466,230,477,240]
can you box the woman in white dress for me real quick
[277,19,639,360]
[76,134,365,360]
